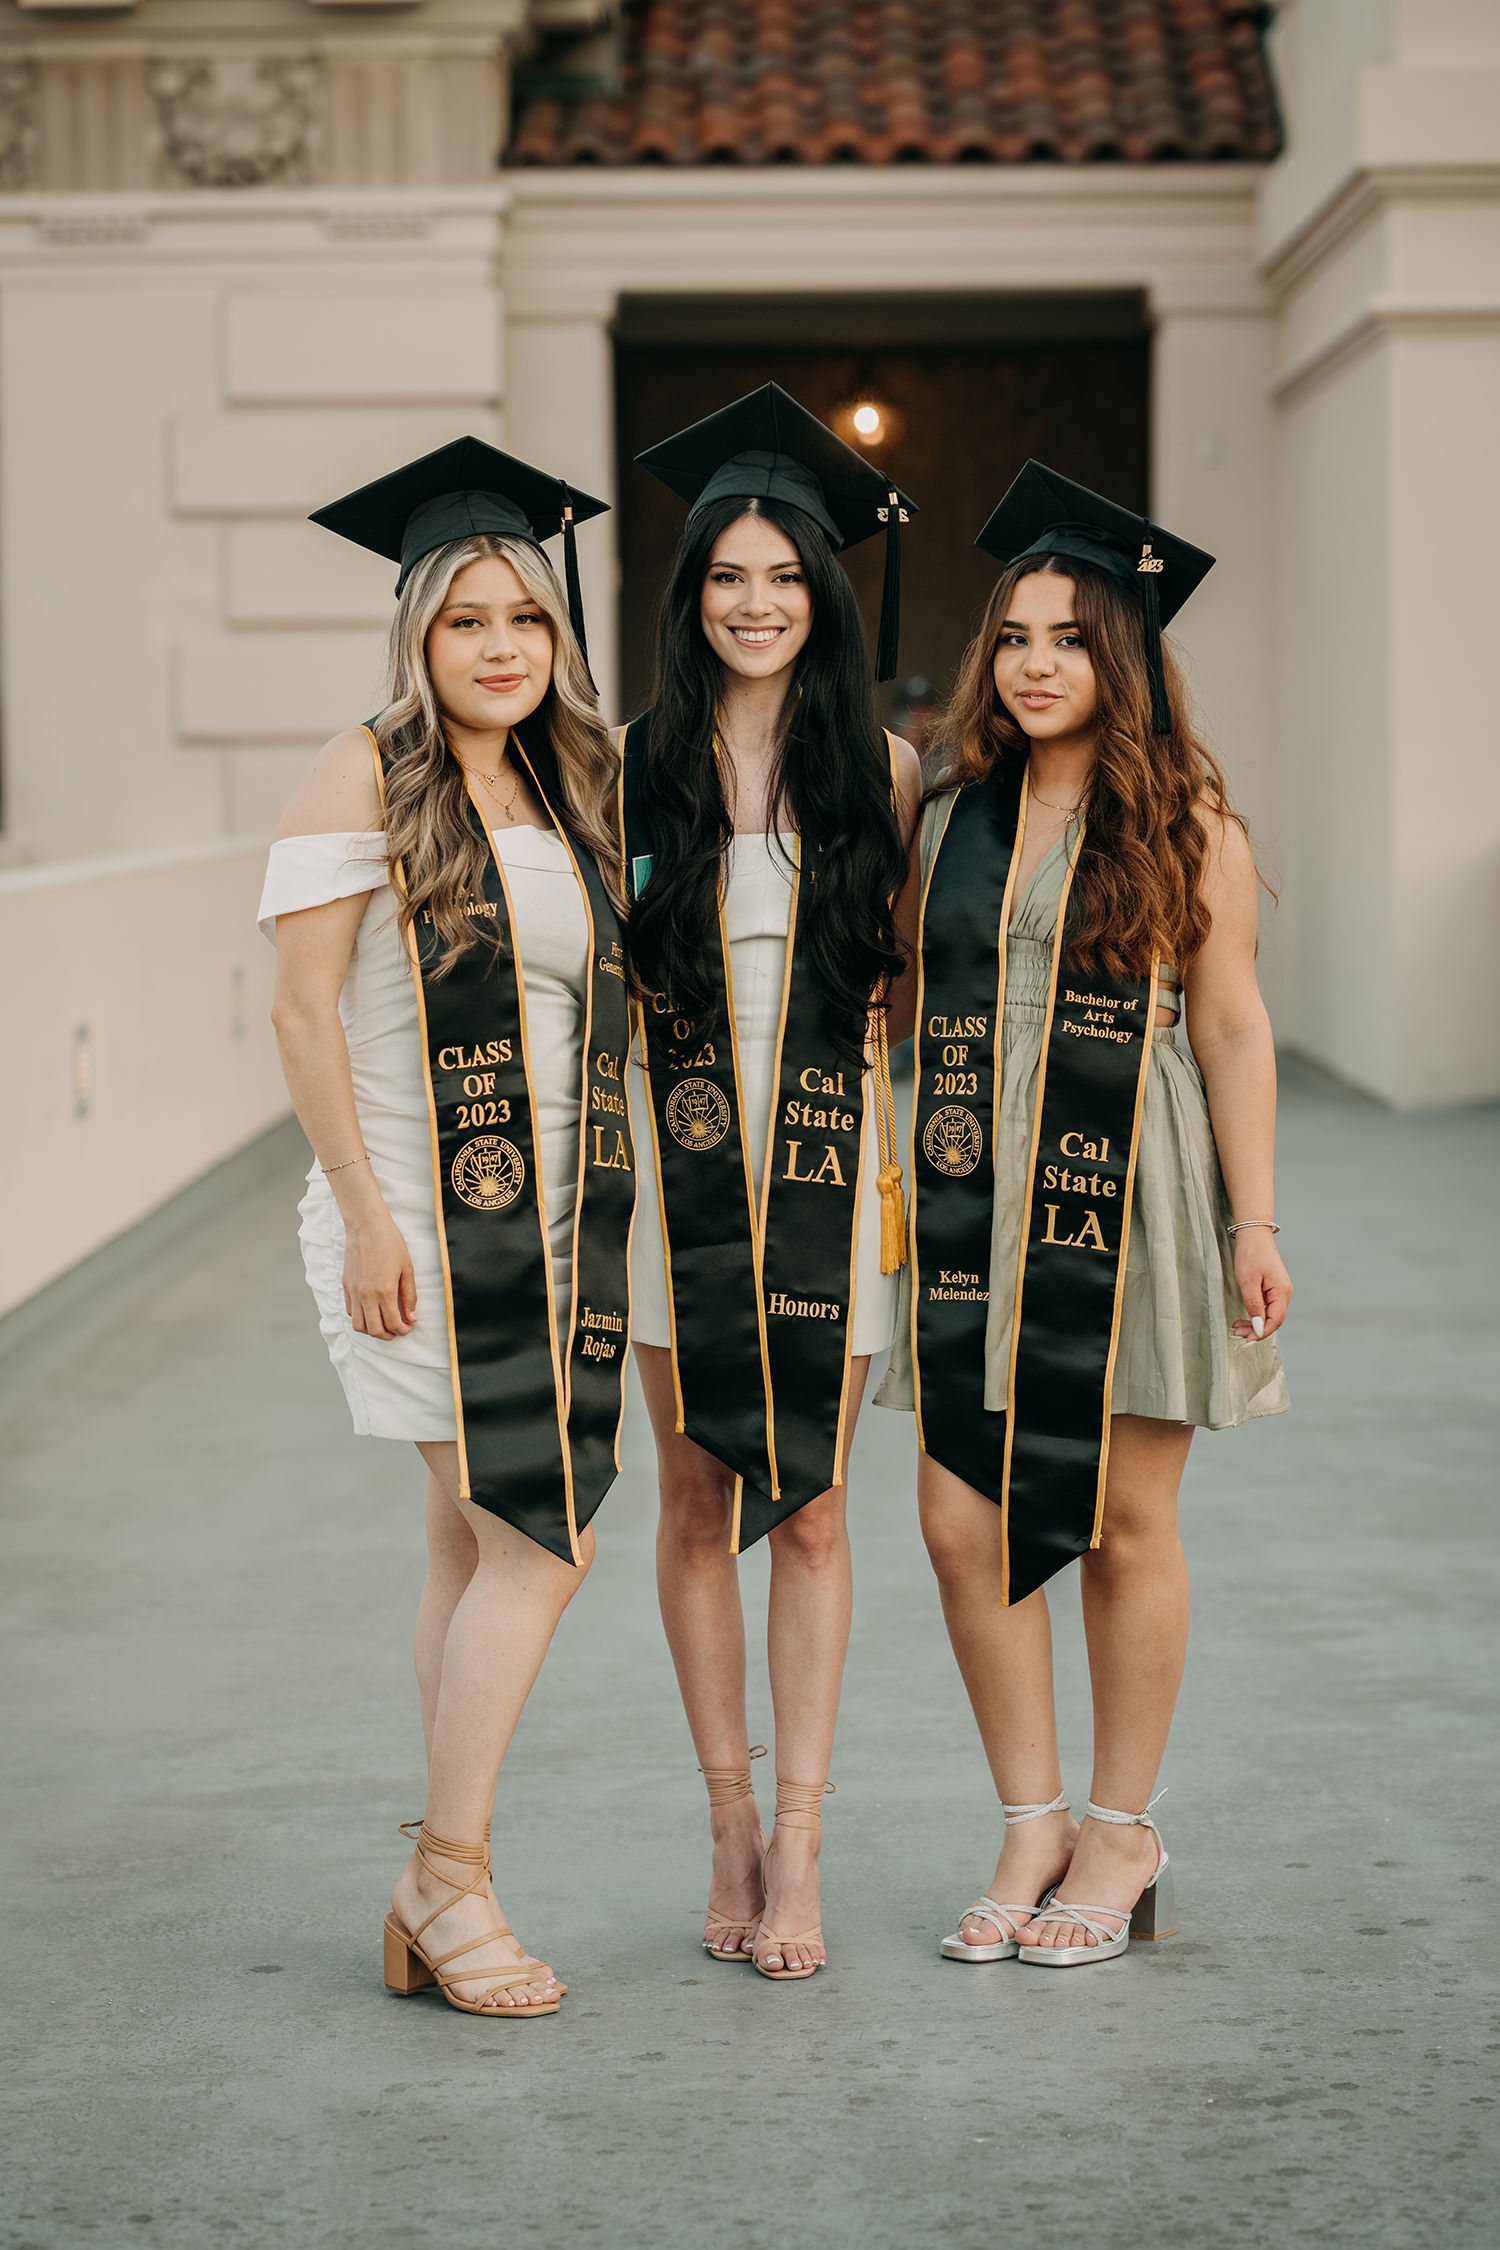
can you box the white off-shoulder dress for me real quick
[626,831,898,1359]
[257,826,589,1441]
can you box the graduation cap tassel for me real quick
[560,485,589,668]
[1138,530,1172,734]
[876,490,906,685]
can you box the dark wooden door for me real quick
[613,304,1149,724]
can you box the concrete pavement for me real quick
[4,1062,1497,2250]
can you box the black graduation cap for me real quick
[974,460,1215,733]
[635,383,918,682]
[309,436,609,663]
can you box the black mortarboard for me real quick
[974,460,1215,733]
[309,436,609,662]
[635,383,918,681]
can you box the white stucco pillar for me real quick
[1262,0,1500,1105]
[1149,295,1285,1021]
[504,295,621,724]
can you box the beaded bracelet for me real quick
[322,1151,371,1175]
[1225,1218,1280,1237]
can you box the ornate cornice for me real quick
[148,54,321,189]
[0,1,542,189]
[0,55,36,186]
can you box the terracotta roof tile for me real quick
[510,0,1278,169]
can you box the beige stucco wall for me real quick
[0,841,285,1318]
[1260,0,1500,1104]
[0,190,506,870]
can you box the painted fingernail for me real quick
[1251,1316,1265,1338]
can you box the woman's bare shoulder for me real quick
[1193,797,1255,873]
[276,728,384,841]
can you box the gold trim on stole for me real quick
[990,777,1030,1193]
[364,725,472,1499]
[830,1051,869,1489]
[998,810,1083,1604]
[835,727,898,1471]
[604,755,638,1475]
[465,749,581,1567]
[718,881,782,1543]
[1088,949,1161,1548]
[905,789,956,1456]
[619,728,687,1440]
[539,755,634,1504]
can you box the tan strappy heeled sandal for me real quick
[383,1822,563,2018]
[753,1779,834,1982]
[699,1744,768,1960]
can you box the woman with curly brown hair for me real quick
[878,462,1289,1970]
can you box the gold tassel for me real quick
[871,991,907,1273]
[877,1161,907,1275]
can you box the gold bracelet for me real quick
[1226,1218,1279,1236]
[321,1151,371,1175]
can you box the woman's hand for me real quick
[343,1209,417,1339]
[1232,1230,1292,1342]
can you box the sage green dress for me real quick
[876,798,1288,1430]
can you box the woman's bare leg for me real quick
[1026,1413,1193,1950]
[634,1344,762,1950]
[918,1452,1079,1941]
[389,1441,592,2009]
[753,1360,869,1973]
[414,1470,478,1759]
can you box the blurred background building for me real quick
[0,0,1496,1317]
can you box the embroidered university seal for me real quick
[665,1077,731,1153]
[450,1134,525,1211]
[922,1105,983,1178]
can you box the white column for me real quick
[1149,297,1285,1021]
[504,296,621,724]
[1261,0,1500,1104]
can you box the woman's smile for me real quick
[700,513,813,678]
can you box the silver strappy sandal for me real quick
[1017,1790,1177,1967]
[939,1791,1072,1961]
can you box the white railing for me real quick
[0,840,289,1318]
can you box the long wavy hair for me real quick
[626,495,905,1062]
[373,534,621,976]
[932,554,1257,978]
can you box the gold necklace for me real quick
[1030,789,1087,817]
[465,757,521,824]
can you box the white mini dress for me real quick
[257,825,589,1442]
[626,831,898,1360]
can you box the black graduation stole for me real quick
[366,726,634,1565]
[619,712,873,1552]
[910,762,1159,1603]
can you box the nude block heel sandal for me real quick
[391,1815,567,1996]
[1017,1790,1177,1969]
[383,1821,563,2018]
[700,1744,768,1960]
[939,1790,1071,1961]
[752,1779,834,1982]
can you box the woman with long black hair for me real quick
[622,387,922,1980]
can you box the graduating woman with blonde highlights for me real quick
[880,462,1289,1969]
[259,440,633,2017]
